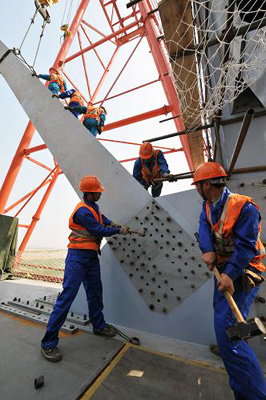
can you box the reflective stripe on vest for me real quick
[206,193,265,272]
[84,106,103,122]
[50,73,64,93]
[70,91,84,106]
[141,150,161,184]
[68,201,103,251]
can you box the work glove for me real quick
[119,226,130,235]
[98,125,103,135]
[32,72,37,77]
[64,106,71,110]
[109,222,121,228]
[52,94,60,99]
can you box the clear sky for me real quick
[0,0,193,249]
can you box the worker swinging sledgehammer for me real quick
[52,88,84,118]
[41,175,131,362]
[133,142,175,198]
[34,66,67,94]
[194,161,266,400]
[65,102,107,137]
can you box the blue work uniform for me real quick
[70,105,106,137]
[133,150,170,197]
[59,89,82,118]
[198,187,266,400]
[41,197,120,350]
[38,74,67,95]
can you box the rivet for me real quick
[198,264,202,268]
[152,264,157,268]
[177,296,181,300]
[161,222,165,226]
[141,263,145,267]
[70,325,75,329]
[150,222,154,226]
[158,285,161,288]
[178,230,182,234]
[161,234,164,238]
[191,284,195,289]
[155,205,160,210]
[130,273,133,277]
[158,271,162,275]
[146,282,149,286]
[35,302,38,307]
[152,277,156,282]
[136,268,139,271]
[135,216,139,220]
[140,222,143,225]
[184,276,188,280]
[71,312,74,317]
[148,257,151,261]
[139,288,143,293]
[172,235,176,239]
[140,276,144,280]
[185,249,188,252]
[132,238,136,242]
[191,270,195,274]
[178,268,182,272]
[130,261,134,266]
[131,250,135,253]
[171,260,175,264]
[165,254,169,258]
[164,279,168,284]
[178,242,182,246]
[154,240,158,244]
[184,262,188,266]
[160,246,163,250]
[43,296,46,300]
[239,182,245,187]
[166,229,170,233]
[145,216,149,220]
[178,255,182,259]
[149,304,155,310]
[170,288,174,291]
[18,298,21,303]
[84,314,87,320]
[166,217,171,222]
[155,228,159,232]
[120,260,124,263]
[40,305,44,309]
[166,241,170,245]
[191,243,195,247]
[26,300,29,305]
[191,256,195,260]
[154,216,160,221]
[150,290,155,295]
[163,293,167,298]
[163,307,167,313]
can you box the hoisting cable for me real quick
[18,8,40,53]
[32,20,48,69]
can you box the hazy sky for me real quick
[0,1,193,249]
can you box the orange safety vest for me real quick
[68,201,103,251]
[141,150,161,185]
[84,106,105,123]
[70,91,84,106]
[206,193,265,272]
[50,73,65,93]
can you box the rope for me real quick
[32,20,47,68]
[18,8,39,51]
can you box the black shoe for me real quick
[41,347,62,362]
[94,324,116,338]
[209,344,221,358]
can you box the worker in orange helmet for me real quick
[133,142,174,197]
[194,161,266,400]
[36,66,67,94]
[41,176,129,362]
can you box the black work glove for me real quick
[52,94,60,99]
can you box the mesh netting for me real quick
[167,0,266,126]
[13,249,67,282]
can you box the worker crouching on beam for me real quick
[65,102,107,137]
[53,88,84,119]
[41,176,129,362]
[133,142,174,198]
[194,161,266,400]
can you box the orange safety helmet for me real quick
[49,66,60,74]
[192,162,227,184]
[139,142,154,159]
[79,176,105,193]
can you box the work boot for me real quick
[94,324,116,338]
[209,344,221,358]
[41,347,62,362]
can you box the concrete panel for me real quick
[0,41,150,223]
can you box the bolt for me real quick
[191,284,195,289]
[155,228,159,232]
[176,296,181,301]
[184,276,188,280]
[178,230,182,234]
[155,205,160,210]
[132,238,136,242]
[131,250,135,253]
[164,279,168,284]
[256,296,265,304]
[165,254,169,258]
[191,256,195,260]
[150,290,155,295]
[152,277,156,282]
[166,217,171,222]
[35,302,39,307]
[198,264,202,268]
[140,276,144,279]
[135,216,139,220]
[145,216,149,220]
[166,241,170,245]
[154,216,160,221]
[178,255,182,259]
[120,260,124,263]
[166,229,170,233]
[149,304,155,311]
[239,182,245,187]
[129,273,133,277]
[26,300,29,305]
[71,312,74,317]
[43,296,46,300]
[141,263,145,267]
[70,325,75,329]
[152,264,156,269]
[84,314,87,320]
[130,261,134,266]
[163,307,167,313]
[178,242,182,246]
[178,268,182,272]
[40,305,44,309]
[138,288,143,293]
[108,241,113,245]
[154,240,158,244]
[13,297,17,302]
[163,293,167,298]
[191,270,195,274]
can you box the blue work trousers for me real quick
[41,249,106,349]
[69,101,82,119]
[214,277,266,400]
[83,117,99,137]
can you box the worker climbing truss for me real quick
[0,0,205,281]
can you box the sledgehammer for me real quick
[127,229,146,237]
[214,267,266,341]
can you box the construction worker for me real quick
[41,176,129,362]
[65,103,107,137]
[193,161,266,400]
[37,67,67,94]
[133,142,174,198]
[53,89,84,118]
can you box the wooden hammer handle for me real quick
[213,267,245,323]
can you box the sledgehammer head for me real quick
[227,317,266,341]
